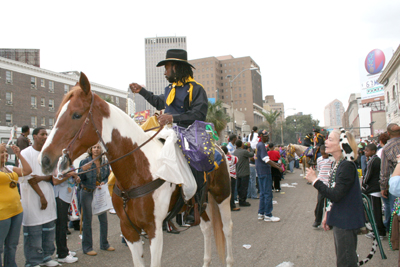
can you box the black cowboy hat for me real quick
[258,129,269,136]
[156,49,195,69]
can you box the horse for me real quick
[287,144,313,177]
[39,73,234,267]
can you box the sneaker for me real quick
[312,221,320,229]
[40,260,59,266]
[109,208,116,214]
[234,200,239,204]
[257,214,264,220]
[56,251,76,258]
[264,216,280,222]
[58,255,78,263]
[239,202,251,207]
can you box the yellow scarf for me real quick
[166,77,196,106]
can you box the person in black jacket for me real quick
[306,129,365,267]
[362,144,386,238]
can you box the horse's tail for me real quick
[208,192,226,264]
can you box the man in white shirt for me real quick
[20,127,58,267]
[227,134,237,154]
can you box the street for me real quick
[15,169,397,267]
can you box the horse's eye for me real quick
[72,113,82,120]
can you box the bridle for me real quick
[55,91,163,179]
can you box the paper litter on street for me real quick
[291,183,298,185]
[276,262,294,267]
[243,244,251,249]
[281,183,296,188]
[273,200,278,204]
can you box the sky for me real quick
[2,0,400,126]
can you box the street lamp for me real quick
[281,108,296,144]
[226,67,258,134]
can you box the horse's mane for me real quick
[56,87,81,118]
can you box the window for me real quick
[6,71,12,84]
[387,92,390,104]
[49,81,54,92]
[41,97,45,107]
[31,116,37,127]
[393,85,396,99]
[64,85,69,94]
[31,96,37,108]
[6,92,12,105]
[41,79,45,87]
[31,77,37,89]
[49,99,55,111]
[116,97,119,106]
[6,113,12,126]
[41,117,46,126]
[49,118,54,127]
[111,96,114,103]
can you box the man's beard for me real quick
[166,69,176,83]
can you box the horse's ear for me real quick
[79,72,91,95]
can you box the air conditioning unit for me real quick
[31,84,37,89]
[49,107,55,111]
[49,126,53,129]
[49,89,54,93]
[31,104,37,108]
[6,100,12,105]
[31,124,37,128]
[7,123,12,127]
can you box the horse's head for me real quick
[40,72,109,175]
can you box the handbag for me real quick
[173,120,217,172]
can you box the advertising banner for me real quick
[359,48,393,104]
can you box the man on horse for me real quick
[311,128,325,165]
[129,48,208,201]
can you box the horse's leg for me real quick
[148,219,164,267]
[200,211,213,267]
[217,197,234,267]
[126,239,145,267]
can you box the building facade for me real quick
[135,36,187,114]
[263,95,284,124]
[0,57,127,130]
[378,44,400,125]
[189,55,262,127]
[0,49,40,67]
[324,99,344,128]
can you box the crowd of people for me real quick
[221,126,299,223]
[0,126,116,267]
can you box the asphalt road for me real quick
[15,169,397,267]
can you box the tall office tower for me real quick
[190,55,262,127]
[324,99,344,128]
[0,49,40,67]
[135,36,187,114]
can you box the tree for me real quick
[261,110,282,142]
[206,100,230,138]
[282,114,320,144]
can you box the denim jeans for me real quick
[247,165,258,199]
[382,192,396,232]
[289,160,294,173]
[80,189,110,253]
[55,197,70,259]
[0,212,23,267]
[257,174,273,217]
[333,226,359,267]
[23,220,56,267]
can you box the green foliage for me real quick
[283,114,320,144]
[206,100,230,138]
[261,110,282,142]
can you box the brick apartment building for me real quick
[189,55,262,127]
[0,56,127,129]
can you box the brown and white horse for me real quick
[287,144,313,177]
[39,73,233,267]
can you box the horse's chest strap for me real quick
[113,178,166,205]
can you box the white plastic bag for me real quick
[155,128,197,201]
[92,184,113,215]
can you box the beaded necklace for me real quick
[326,156,344,211]
[389,197,400,250]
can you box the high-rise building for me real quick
[136,36,187,114]
[263,95,285,124]
[189,55,262,127]
[324,99,344,128]
[0,49,40,67]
